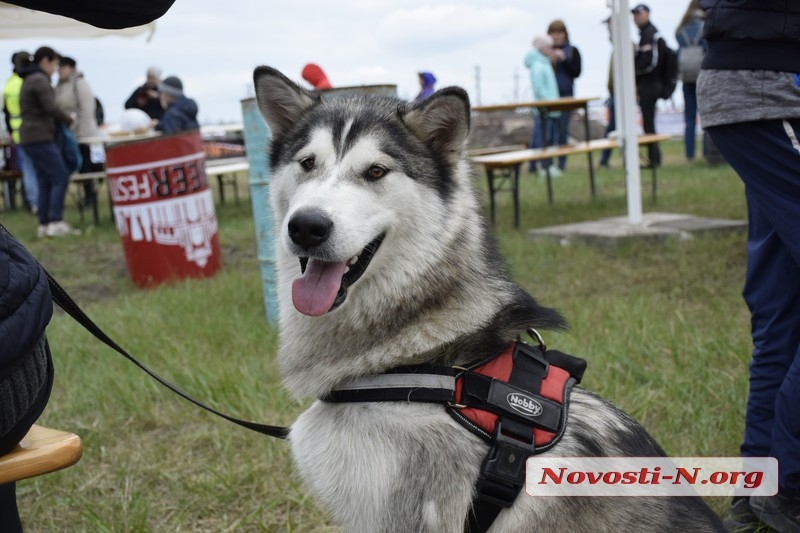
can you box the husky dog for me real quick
[253,66,725,532]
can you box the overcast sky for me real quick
[3,0,689,126]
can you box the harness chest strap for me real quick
[324,342,583,444]
[324,340,587,533]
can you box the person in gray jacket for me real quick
[55,56,102,205]
[698,1,800,531]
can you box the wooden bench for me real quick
[205,157,249,205]
[69,171,107,224]
[466,144,527,157]
[470,133,672,227]
[0,425,83,485]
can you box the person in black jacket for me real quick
[631,3,662,167]
[0,225,55,533]
[697,1,800,531]
[546,19,581,171]
[124,66,164,121]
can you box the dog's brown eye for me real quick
[367,165,388,180]
[300,157,315,171]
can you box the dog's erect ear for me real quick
[403,87,471,162]
[253,66,320,137]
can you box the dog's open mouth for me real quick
[292,234,385,316]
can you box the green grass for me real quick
[2,140,752,531]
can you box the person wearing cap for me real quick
[631,3,663,167]
[154,75,199,134]
[697,1,800,531]
[2,51,39,213]
[19,46,80,238]
[124,66,164,120]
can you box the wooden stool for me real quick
[0,425,83,485]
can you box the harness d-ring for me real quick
[526,328,546,352]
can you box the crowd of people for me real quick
[527,2,708,172]
[2,48,200,238]
[0,3,718,240]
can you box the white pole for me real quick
[610,0,643,225]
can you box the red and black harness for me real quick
[323,331,587,533]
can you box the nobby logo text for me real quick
[507,393,543,417]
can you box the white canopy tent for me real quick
[0,2,156,40]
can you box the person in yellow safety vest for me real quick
[2,51,39,214]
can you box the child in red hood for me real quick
[301,63,332,90]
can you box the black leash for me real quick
[43,267,290,440]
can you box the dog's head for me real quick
[253,66,475,319]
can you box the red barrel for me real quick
[104,131,222,288]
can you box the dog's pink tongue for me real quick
[292,259,348,316]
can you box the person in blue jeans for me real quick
[698,1,800,531]
[19,46,78,238]
[676,1,707,161]
[15,147,38,212]
[547,19,582,171]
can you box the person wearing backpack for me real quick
[631,3,663,168]
[676,1,706,162]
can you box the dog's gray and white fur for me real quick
[253,66,725,532]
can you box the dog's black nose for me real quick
[288,209,333,250]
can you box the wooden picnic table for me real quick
[470,133,672,228]
[472,97,602,199]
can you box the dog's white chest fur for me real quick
[290,401,485,532]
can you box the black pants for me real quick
[0,484,22,533]
[638,88,661,166]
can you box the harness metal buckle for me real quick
[476,420,537,508]
[448,365,469,409]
